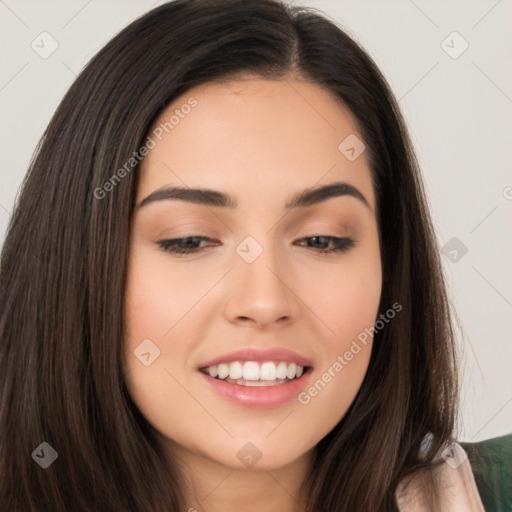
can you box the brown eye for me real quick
[157,236,218,255]
[295,236,355,254]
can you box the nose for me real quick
[224,241,301,329]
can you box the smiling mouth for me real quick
[199,360,312,387]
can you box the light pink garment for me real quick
[396,442,485,511]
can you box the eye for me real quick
[157,235,356,256]
[157,236,218,255]
[295,235,355,254]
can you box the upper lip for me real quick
[198,347,313,369]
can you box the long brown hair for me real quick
[0,0,458,510]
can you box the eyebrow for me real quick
[137,181,370,211]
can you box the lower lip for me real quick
[198,369,312,409]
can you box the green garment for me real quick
[462,433,512,512]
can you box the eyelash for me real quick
[157,235,355,256]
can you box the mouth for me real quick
[199,360,312,387]
[197,349,314,409]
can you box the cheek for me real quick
[294,249,381,428]
[332,272,381,341]
[124,249,212,346]
[295,295,380,446]
[123,259,199,439]
[304,252,382,349]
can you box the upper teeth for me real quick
[204,361,305,381]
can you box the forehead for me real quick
[153,76,360,137]
[138,76,375,211]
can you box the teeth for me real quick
[218,363,229,380]
[276,362,288,379]
[287,363,297,379]
[203,361,306,383]
[260,362,276,380]
[229,361,243,380]
[242,361,260,381]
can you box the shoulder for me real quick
[396,440,485,511]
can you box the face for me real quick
[124,75,382,473]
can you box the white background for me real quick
[0,0,510,442]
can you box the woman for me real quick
[0,0,485,510]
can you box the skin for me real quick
[124,74,382,512]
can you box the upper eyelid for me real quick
[145,210,358,232]
[156,221,354,237]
